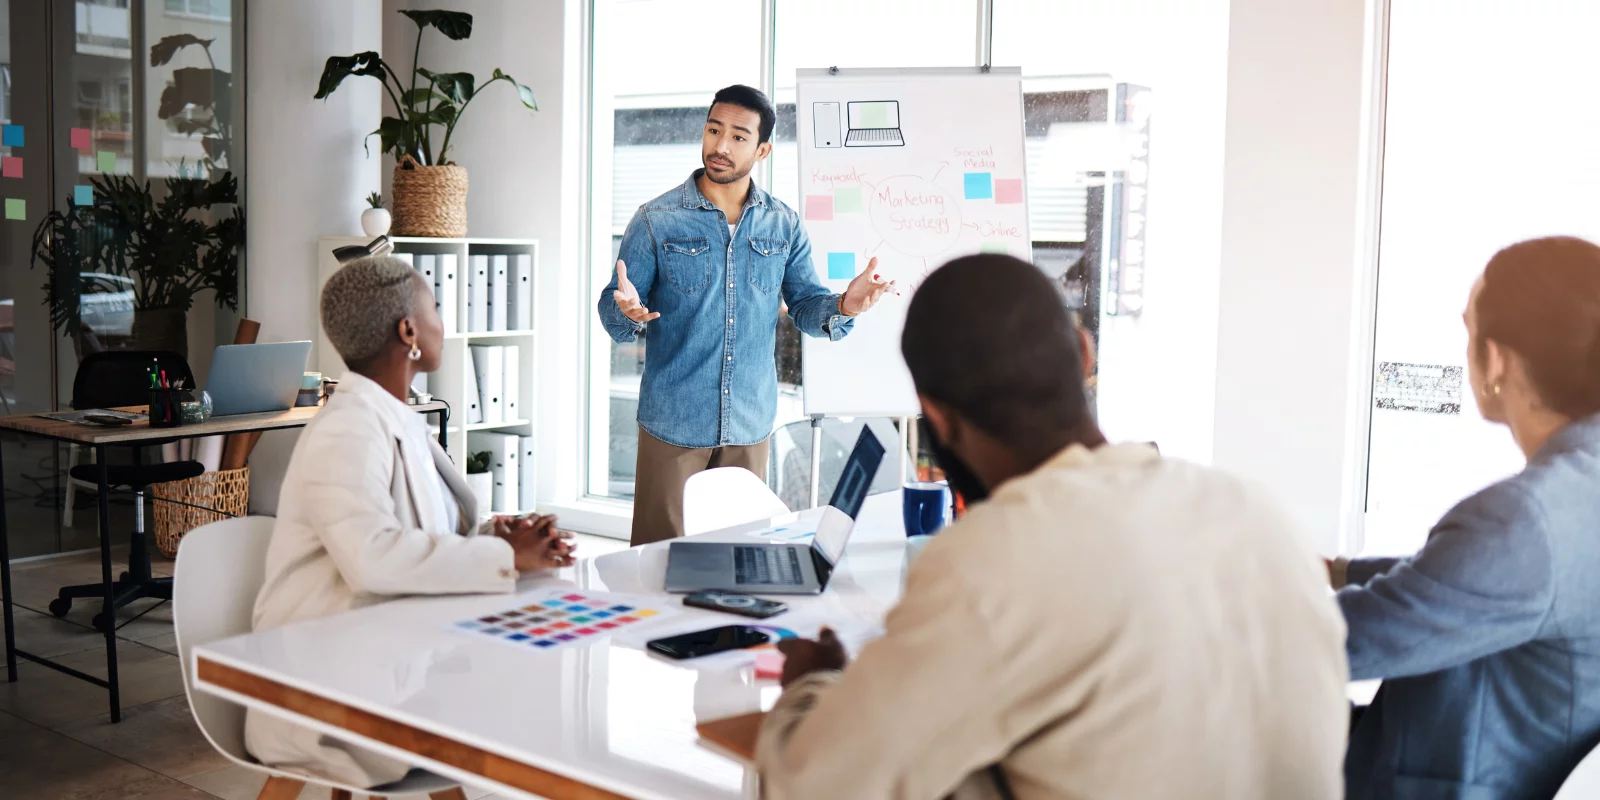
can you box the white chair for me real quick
[1556,740,1600,799]
[682,466,790,536]
[173,516,469,800]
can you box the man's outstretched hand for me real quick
[613,260,660,324]
[840,257,896,316]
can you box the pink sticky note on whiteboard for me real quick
[994,178,1024,204]
[1,157,21,179]
[805,195,833,221]
[70,128,91,150]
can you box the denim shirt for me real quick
[597,171,853,449]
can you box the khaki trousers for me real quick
[631,426,770,546]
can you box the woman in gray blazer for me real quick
[1337,236,1600,800]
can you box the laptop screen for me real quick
[828,428,886,520]
[847,101,900,130]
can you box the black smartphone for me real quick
[682,590,788,619]
[647,625,772,660]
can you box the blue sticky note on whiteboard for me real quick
[2,125,22,147]
[73,185,93,207]
[964,172,993,200]
[827,252,855,280]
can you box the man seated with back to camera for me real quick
[755,253,1350,799]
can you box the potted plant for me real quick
[362,192,391,237]
[466,450,494,513]
[150,33,234,174]
[314,9,536,238]
[30,173,244,358]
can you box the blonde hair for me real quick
[320,255,425,370]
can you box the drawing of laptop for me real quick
[205,341,312,416]
[845,100,906,147]
[664,428,887,595]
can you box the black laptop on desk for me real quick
[664,428,886,595]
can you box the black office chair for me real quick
[48,350,205,632]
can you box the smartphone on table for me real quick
[683,590,788,619]
[647,626,772,660]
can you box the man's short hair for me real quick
[709,84,776,145]
[901,254,1093,448]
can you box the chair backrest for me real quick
[683,467,791,536]
[1556,740,1600,799]
[172,515,276,763]
[72,349,195,410]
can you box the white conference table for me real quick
[192,491,912,800]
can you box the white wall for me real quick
[245,0,383,513]
[1211,0,1377,553]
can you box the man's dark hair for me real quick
[901,254,1095,457]
[709,84,776,145]
[1477,236,1600,418]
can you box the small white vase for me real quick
[466,471,494,514]
[360,207,392,237]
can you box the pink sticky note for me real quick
[70,128,91,151]
[754,650,786,680]
[1,157,21,179]
[994,178,1024,204]
[805,195,834,221]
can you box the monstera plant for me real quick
[151,33,234,174]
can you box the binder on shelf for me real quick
[467,255,489,333]
[502,345,520,422]
[488,254,509,332]
[519,435,535,512]
[394,252,414,267]
[469,432,519,514]
[413,254,437,319]
[436,254,459,335]
[471,345,504,424]
[509,253,533,330]
[463,351,483,424]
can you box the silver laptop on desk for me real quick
[205,342,312,416]
[665,428,886,595]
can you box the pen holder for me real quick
[148,388,191,428]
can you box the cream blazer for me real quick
[757,443,1350,800]
[244,372,517,788]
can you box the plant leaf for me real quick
[491,68,539,111]
[417,69,474,106]
[158,67,227,119]
[314,52,386,100]
[401,87,445,108]
[365,116,416,162]
[398,10,473,40]
[150,34,213,67]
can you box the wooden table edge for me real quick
[195,656,630,800]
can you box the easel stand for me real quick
[806,414,914,508]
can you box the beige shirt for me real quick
[245,372,517,787]
[757,443,1349,800]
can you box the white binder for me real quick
[518,434,535,512]
[471,345,504,424]
[467,254,490,333]
[488,254,509,332]
[509,253,533,330]
[412,255,437,322]
[436,254,459,335]
[502,345,520,421]
[469,432,519,514]
[394,252,414,267]
[463,350,483,424]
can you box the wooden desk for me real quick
[0,401,449,722]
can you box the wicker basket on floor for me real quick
[152,467,250,558]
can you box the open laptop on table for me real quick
[205,341,312,416]
[665,427,886,595]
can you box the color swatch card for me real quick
[453,590,674,652]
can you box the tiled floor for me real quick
[0,533,629,799]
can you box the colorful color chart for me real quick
[453,590,671,652]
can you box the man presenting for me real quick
[598,85,892,545]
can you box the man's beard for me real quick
[703,154,753,184]
[919,418,990,504]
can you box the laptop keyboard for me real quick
[734,546,804,585]
[846,128,904,146]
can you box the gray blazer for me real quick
[1341,413,1600,800]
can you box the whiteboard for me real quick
[797,67,1030,416]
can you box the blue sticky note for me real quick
[2,125,23,147]
[73,185,93,207]
[828,252,856,280]
[964,172,993,200]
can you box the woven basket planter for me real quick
[391,154,468,237]
[151,466,250,558]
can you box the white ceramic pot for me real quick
[466,471,494,514]
[360,207,392,237]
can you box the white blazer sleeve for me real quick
[297,409,517,596]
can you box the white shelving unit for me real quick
[316,236,539,512]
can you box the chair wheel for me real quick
[48,598,71,618]
[91,613,112,633]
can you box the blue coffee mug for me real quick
[903,481,950,537]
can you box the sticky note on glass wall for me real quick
[981,242,1009,254]
[97,151,116,173]
[1,157,21,179]
[964,173,993,200]
[833,187,863,213]
[2,125,23,147]
[70,128,91,150]
[994,178,1023,204]
[827,252,855,280]
[74,185,93,207]
[5,198,24,220]
[805,195,833,221]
